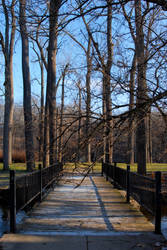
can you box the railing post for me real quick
[113,162,117,187]
[106,163,109,181]
[126,165,130,203]
[155,171,161,234]
[101,159,104,176]
[39,164,42,202]
[51,164,55,189]
[10,170,16,233]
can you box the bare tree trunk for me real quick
[19,0,35,171]
[80,5,113,163]
[127,53,136,164]
[103,77,106,162]
[78,81,81,162]
[146,109,152,163]
[30,21,48,167]
[58,64,69,162]
[85,37,92,163]
[43,98,50,167]
[39,61,44,162]
[2,0,16,170]
[104,0,113,164]
[135,0,147,175]
[64,30,92,163]
[55,107,59,161]
[47,0,62,166]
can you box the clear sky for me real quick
[0,1,133,116]
[0,36,44,105]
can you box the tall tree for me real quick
[19,0,35,171]
[39,60,44,162]
[122,1,157,170]
[28,12,49,167]
[127,53,136,164]
[58,63,69,162]
[47,0,62,165]
[104,0,113,163]
[77,81,81,162]
[64,30,93,162]
[43,92,50,167]
[81,0,114,163]
[135,0,147,175]
[0,0,16,170]
[31,44,45,162]
[85,37,92,163]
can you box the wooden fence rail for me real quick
[10,162,63,233]
[101,161,162,234]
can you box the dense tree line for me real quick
[0,104,167,164]
[0,0,167,174]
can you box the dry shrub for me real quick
[0,149,26,163]
[0,149,39,163]
[12,149,26,163]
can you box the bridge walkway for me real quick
[18,174,154,234]
[0,173,165,250]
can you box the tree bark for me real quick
[127,53,136,164]
[43,97,50,167]
[78,81,81,162]
[39,61,44,162]
[85,37,92,163]
[103,77,106,162]
[104,0,113,164]
[146,109,152,163]
[58,64,69,163]
[19,0,35,171]
[47,0,62,166]
[2,0,16,170]
[135,0,147,175]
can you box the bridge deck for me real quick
[18,174,154,234]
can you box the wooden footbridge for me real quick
[18,174,154,234]
[0,163,166,250]
[7,162,163,234]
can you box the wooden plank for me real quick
[18,175,154,234]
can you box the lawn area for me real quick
[0,162,167,188]
[0,162,40,171]
[117,163,167,172]
[0,163,26,171]
[0,161,167,175]
[64,162,167,173]
[0,163,40,186]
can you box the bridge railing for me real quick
[10,162,63,233]
[101,161,161,234]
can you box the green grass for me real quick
[0,163,41,183]
[0,163,26,171]
[0,162,167,188]
[65,162,167,173]
[117,163,167,172]
[0,162,41,171]
[0,161,167,174]
[0,162,41,187]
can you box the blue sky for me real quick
[0,0,130,111]
[1,0,165,115]
[0,35,44,105]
